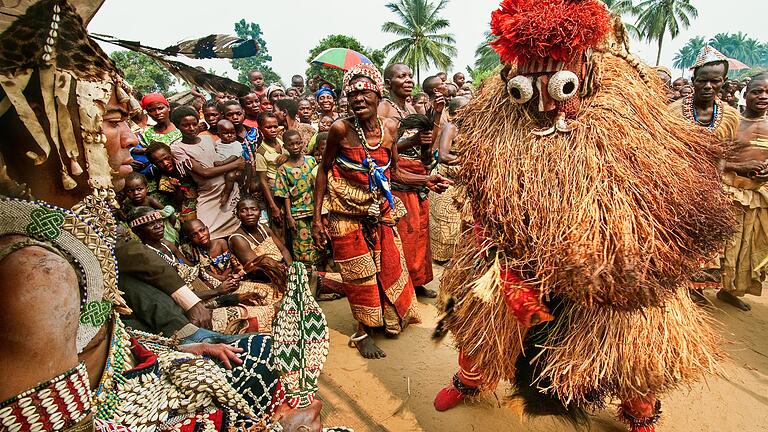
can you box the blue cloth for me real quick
[336,153,395,212]
[131,134,156,176]
[242,127,260,161]
[315,87,335,100]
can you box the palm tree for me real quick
[635,0,698,66]
[604,0,637,14]
[474,30,499,72]
[710,32,762,67]
[381,0,457,83]
[740,38,763,67]
[672,36,704,76]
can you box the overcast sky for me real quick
[88,0,764,86]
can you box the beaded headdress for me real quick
[0,0,131,352]
[343,63,384,97]
[0,0,129,192]
[128,210,162,228]
[691,45,729,72]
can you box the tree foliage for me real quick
[672,36,704,74]
[381,0,457,82]
[673,33,768,77]
[635,0,698,66]
[709,32,767,67]
[473,30,499,73]
[110,50,175,95]
[230,20,282,86]
[305,35,385,91]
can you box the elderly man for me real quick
[312,64,450,359]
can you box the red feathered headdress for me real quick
[490,0,613,64]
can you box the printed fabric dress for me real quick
[188,244,284,334]
[229,223,289,333]
[274,156,318,264]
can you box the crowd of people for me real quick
[114,63,472,359]
[2,0,768,431]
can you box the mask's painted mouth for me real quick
[532,112,574,137]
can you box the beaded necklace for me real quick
[384,97,408,119]
[354,116,385,151]
[146,242,178,264]
[682,95,723,132]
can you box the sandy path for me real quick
[316,265,768,432]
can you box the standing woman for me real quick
[316,87,339,121]
[170,106,244,239]
[141,93,182,144]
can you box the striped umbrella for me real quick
[311,48,372,71]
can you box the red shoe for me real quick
[434,374,480,411]
[434,384,466,411]
[630,426,656,432]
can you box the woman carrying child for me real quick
[170,106,244,239]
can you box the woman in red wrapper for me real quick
[311,63,451,360]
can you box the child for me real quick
[306,115,334,154]
[313,131,329,165]
[213,119,245,206]
[200,100,221,140]
[146,141,198,222]
[273,129,318,265]
[318,114,334,132]
[181,219,242,283]
[121,171,179,243]
[254,112,288,228]
[241,92,260,128]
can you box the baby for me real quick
[213,119,245,206]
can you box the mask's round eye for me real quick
[548,70,580,101]
[507,75,534,104]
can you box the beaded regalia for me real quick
[0,1,315,431]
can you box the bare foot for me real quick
[349,333,386,359]
[716,290,751,311]
[416,285,438,298]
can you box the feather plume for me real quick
[90,33,251,96]
[91,33,258,59]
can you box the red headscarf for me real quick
[140,93,169,110]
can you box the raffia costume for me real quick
[0,1,331,431]
[433,1,734,431]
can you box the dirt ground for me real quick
[315,265,768,432]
